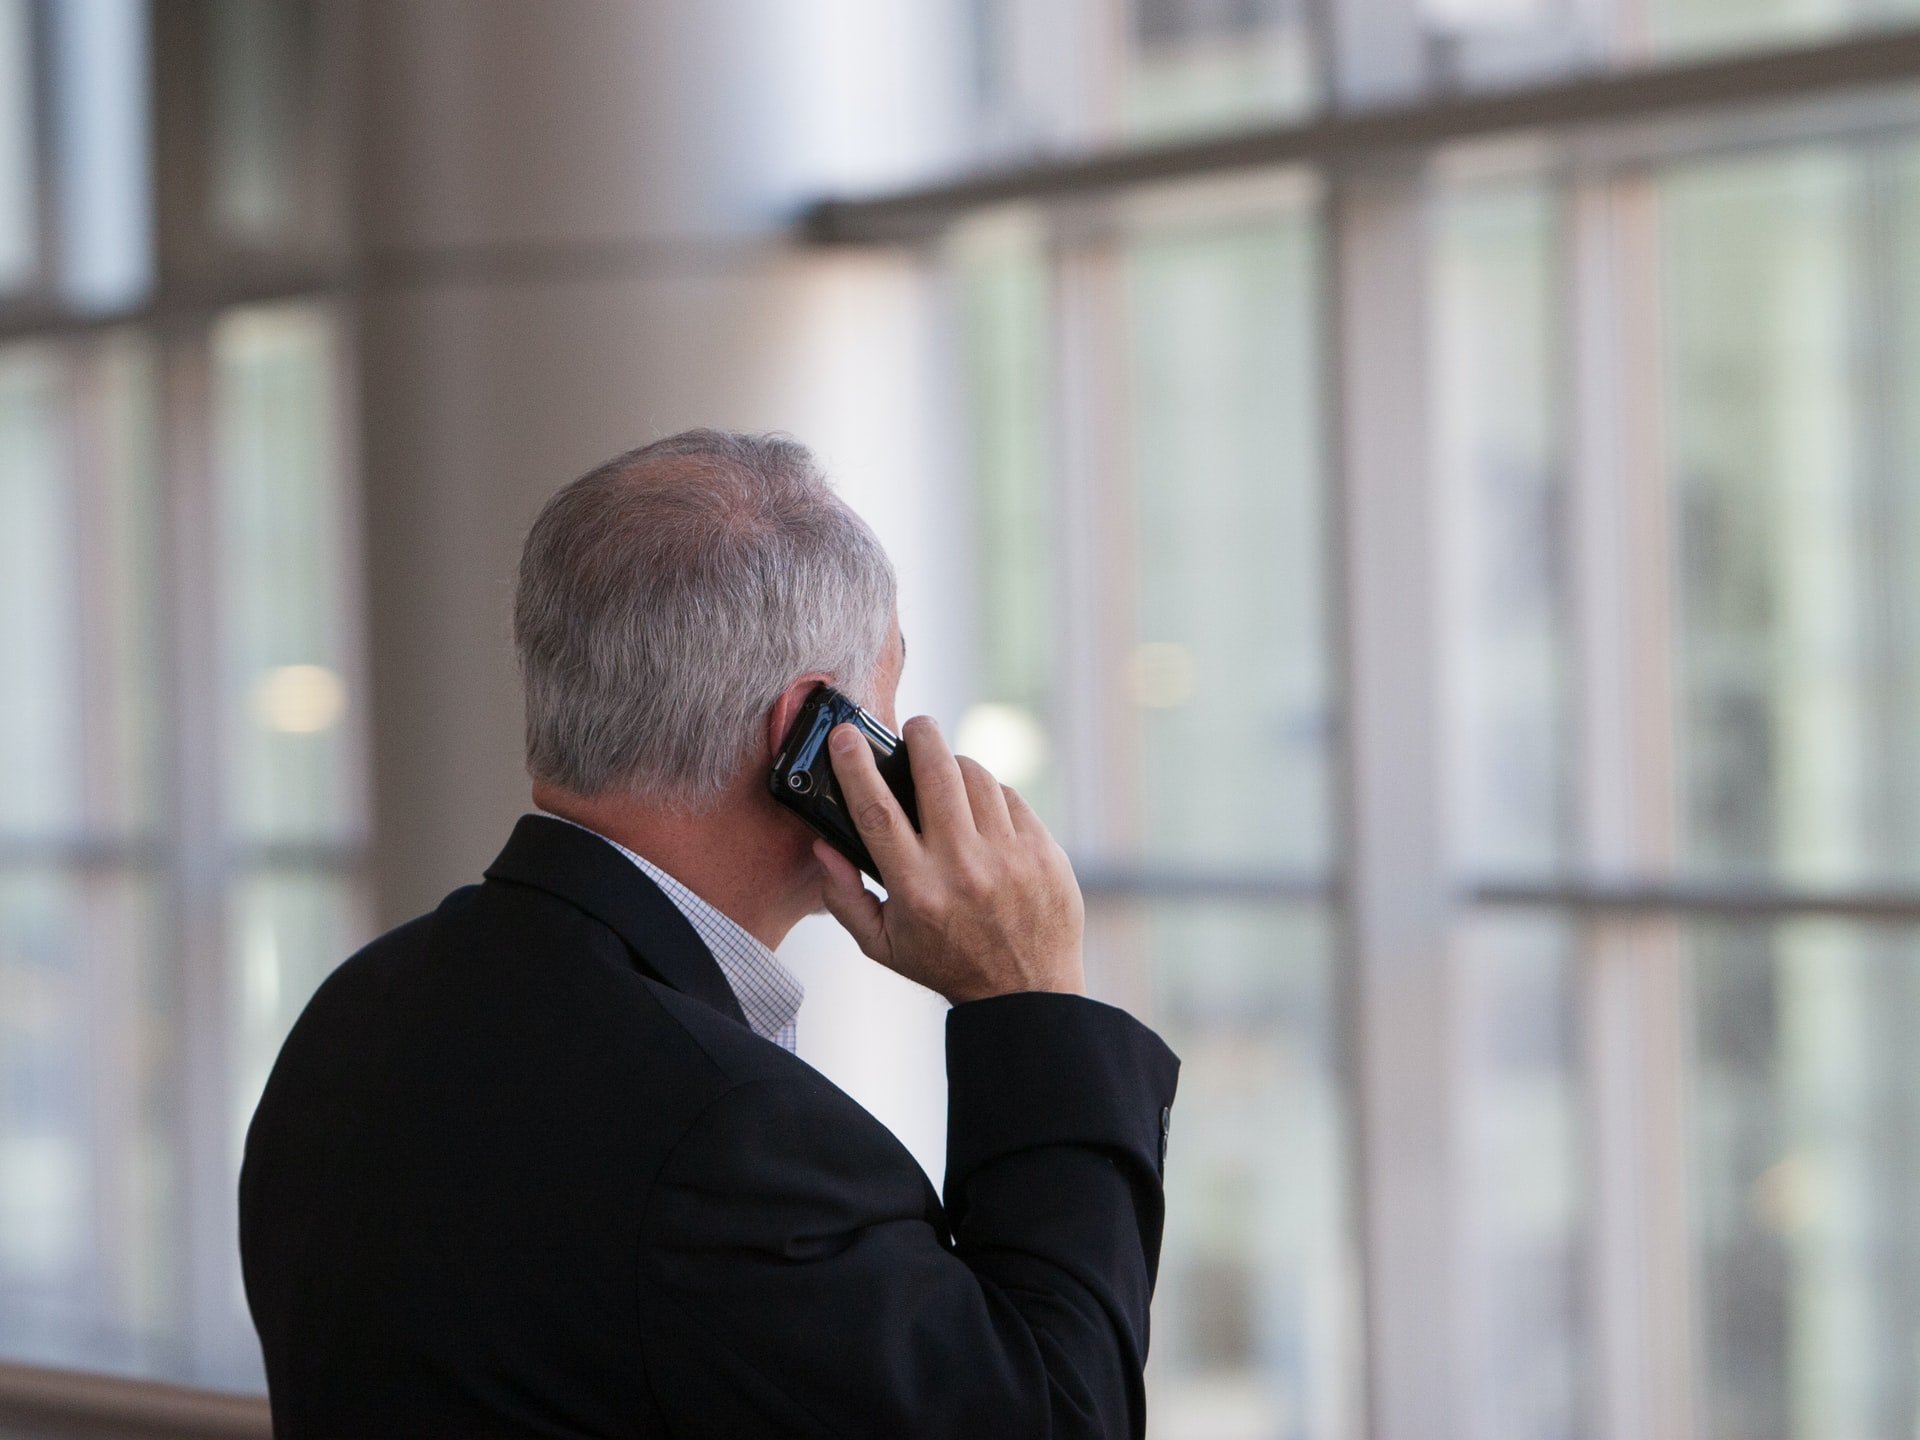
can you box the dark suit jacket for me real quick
[239,815,1180,1438]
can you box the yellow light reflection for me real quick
[251,663,345,734]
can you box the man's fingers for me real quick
[900,716,974,844]
[1003,784,1043,835]
[957,757,1014,839]
[813,839,889,962]
[825,724,920,881]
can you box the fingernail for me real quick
[831,725,859,753]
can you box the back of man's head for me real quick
[514,429,896,812]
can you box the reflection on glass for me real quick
[1688,919,1920,1440]
[1436,181,1568,878]
[0,870,174,1374]
[214,304,356,844]
[1457,912,1585,1440]
[0,0,35,292]
[0,347,82,834]
[1664,145,1920,889]
[1122,206,1328,871]
[1087,899,1356,1440]
[960,220,1061,824]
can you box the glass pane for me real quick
[1419,0,1604,94]
[1119,202,1329,872]
[1663,145,1920,890]
[1458,911,1586,1440]
[48,0,152,312]
[86,335,165,838]
[0,346,82,835]
[970,0,1315,157]
[220,867,359,1385]
[210,0,316,249]
[957,220,1062,825]
[0,0,35,292]
[1687,919,1920,1440]
[0,337,163,843]
[1436,180,1569,879]
[1123,0,1315,143]
[0,868,176,1374]
[1651,0,1920,62]
[227,869,357,1173]
[1086,898,1357,1440]
[214,303,358,845]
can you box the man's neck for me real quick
[531,779,810,951]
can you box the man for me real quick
[240,429,1179,1437]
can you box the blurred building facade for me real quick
[6,2,1920,1439]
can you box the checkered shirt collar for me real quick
[538,813,805,1052]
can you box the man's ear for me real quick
[764,674,833,761]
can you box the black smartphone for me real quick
[769,685,920,884]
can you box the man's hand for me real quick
[814,716,1086,1005]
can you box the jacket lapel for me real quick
[483,813,750,1029]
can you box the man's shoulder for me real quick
[289,873,808,1095]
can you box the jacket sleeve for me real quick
[635,992,1180,1440]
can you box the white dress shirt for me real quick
[541,814,805,1052]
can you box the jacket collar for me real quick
[483,813,749,1029]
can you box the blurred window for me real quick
[1455,912,1586,1440]
[1434,131,1920,1440]
[1685,919,1920,1439]
[0,0,37,294]
[49,0,152,312]
[0,0,358,1393]
[1664,146,1920,892]
[0,307,360,1390]
[1437,179,1569,880]
[957,218,1060,820]
[1098,900,1357,1437]
[951,1,1920,1433]
[208,0,318,253]
[959,181,1352,1435]
[0,335,170,1372]
[969,0,1316,154]
[1120,208,1329,872]
[1124,0,1317,140]
[211,306,366,1282]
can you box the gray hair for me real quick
[513,429,897,808]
